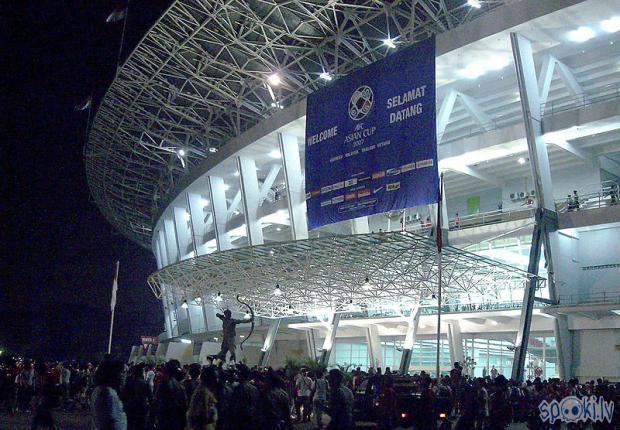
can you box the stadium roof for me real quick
[84,0,511,247]
[146,230,544,318]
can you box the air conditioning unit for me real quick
[519,192,526,198]
[531,190,536,196]
[510,193,517,200]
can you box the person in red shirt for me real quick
[376,376,398,430]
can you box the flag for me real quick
[436,173,444,253]
[110,261,120,311]
[74,95,92,111]
[106,6,127,23]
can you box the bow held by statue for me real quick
[236,295,254,350]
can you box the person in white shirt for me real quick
[144,365,156,392]
[294,370,313,422]
[312,370,328,429]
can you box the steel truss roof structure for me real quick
[147,231,544,318]
[85,0,508,247]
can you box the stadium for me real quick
[85,0,620,381]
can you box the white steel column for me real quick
[366,324,384,371]
[187,192,211,255]
[305,329,318,361]
[447,322,464,365]
[157,230,168,266]
[163,216,179,263]
[173,206,193,259]
[278,133,308,240]
[511,32,571,380]
[437,89,458,143]
[399,305,421,374]
[319,313,341,367]
[259,318,282,367]
[237,156,264,245]
[208,176,232,251]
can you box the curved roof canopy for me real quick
[147,231,543,318]
[84,0,508,247]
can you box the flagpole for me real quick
[108,261,120,354]
[435,173,444,380]
[115,0,130,75]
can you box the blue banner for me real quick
[304,37,438,230]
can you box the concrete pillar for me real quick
[351,216,370,234]
[237,156,264,245]
[278,133,308,240]
[258,319,282,367]
[399,305,421,374]
[319,313,341,367]
[208,176,232,251]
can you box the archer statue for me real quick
[211,297,254,362]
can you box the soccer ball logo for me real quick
[348,85,374,121]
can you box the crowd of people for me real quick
[1,357,619,429]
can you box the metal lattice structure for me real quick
[147,231,543,318]
[84,0,509,247]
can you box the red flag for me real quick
[436,173,444,253]
[74,95,92,111]
[106,6,127,23]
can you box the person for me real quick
[294,369,312,422]
[227,364,260,430]
[488,375,512,430]
[455,212,461,229]
[153,360,187,430]
[572,190,580,210]
[16,361,34,412]
[30,361,58,430]
[121,365,152,430]
[212,309,253,363]
[261,371,292,430]
[59,362,71,407]
[566,194,574,211]
[482,366,488,378]
[184,363,202,400]
[91,360,127,430]
[490,366,498,380]
[376,376,397,430]
[325,369,353,430]
[144,365,155,393]
[455,384,477,430]
[187,367,218,430]
[312,369,328,429]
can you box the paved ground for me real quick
[0,411,530,430]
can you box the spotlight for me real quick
[383,38,396,49]
[215,292,223,302]
[267,73,281,86]
[518,157,527,165]
[180,338,192,344]
[181,300,189,309]
[274,284,282,296]
[567,26,595,43]
[269,149,281,159]
[233,171,239,177]
[467,0,481,8]
[208,147,218,153]
[177,148,186,157]
[195,297,202,304]
[602,17,620,33]
[319,71,332,81]
[244,311,251,320]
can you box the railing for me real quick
[554,180,620,213]
[447,207,535,230]
[541,83,620,117]
[558,291,620,306]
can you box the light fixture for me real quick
[274,284,282,296]
[269,149,281,159]
[195,297,202,304]
[181,300,189,309]
[209,147,218,153]
[244,311,251,320]
[177,148,186,157]
[458,63,486,79]
[567,26,595,43]
[601,17,620,33]
[215,292,223,302]
[233,171,239,177]
[319,71,332,81]
[517,157,527,165]
[267,73,281,86]
[222,183,230,191]
[270,102,277,108]
[200,198,210,208]
[180,338,192,344]
[276,227,282,232]
[467,0,481,8]
[490,320,499,326]
[383,38,396,49]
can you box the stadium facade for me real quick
[85,0,620,381]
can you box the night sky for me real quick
[5,1,173,361]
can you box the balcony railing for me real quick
[448,207,535,230]
[554,180,620,213]
[558,291,620,306]
[541,83,620,117]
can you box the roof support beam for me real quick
[442,165,501,187]
[437,89,458,143]
[456,92,493,131]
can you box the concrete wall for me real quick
[576,225,620,296]
[572,328,620,382]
